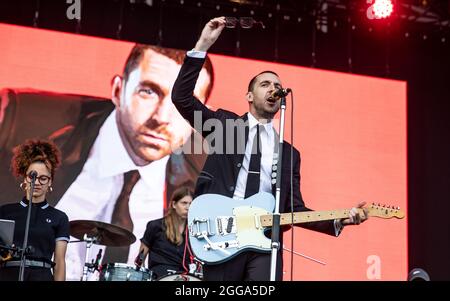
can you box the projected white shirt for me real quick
[233,112,275,200]
[56,111,168,281]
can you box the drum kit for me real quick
[69,220,202,281]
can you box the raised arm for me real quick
[172,17,228,136]
[193,17,226,52]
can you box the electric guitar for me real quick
[188,192,405,264]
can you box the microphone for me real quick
[271,88,292,99]
[29,170,38,181]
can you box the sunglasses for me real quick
[225,17,265,29]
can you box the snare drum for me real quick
[99,263,152,281]
[157,273,202,281]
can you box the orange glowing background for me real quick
[0,23,407,280]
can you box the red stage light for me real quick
[372,0,394,19]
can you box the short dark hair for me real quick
[247,70,279,92]
[123,44,215,102]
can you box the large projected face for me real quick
[113,49,211,165]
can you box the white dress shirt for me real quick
[233,112,275,200]
[56,111,168,280]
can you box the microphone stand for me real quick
[18,174,37,281]
[269,94,288,281]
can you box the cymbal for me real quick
[70,220,136,247]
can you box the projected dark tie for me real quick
[102,170,140,263]
[244,124,262,198]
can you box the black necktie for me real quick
[102,170,141,264]
[244,125,262,198]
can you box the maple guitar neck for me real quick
[260,205,404,227]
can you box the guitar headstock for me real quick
[367,203,405,219]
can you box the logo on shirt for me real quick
[46,218,52,223]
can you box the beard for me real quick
[253,101,279,120]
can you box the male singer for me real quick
[171,17,368,281]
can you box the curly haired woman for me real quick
[0,139,69,281]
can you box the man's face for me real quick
[247,72,282,120]
[114,49,211,164]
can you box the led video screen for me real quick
[0,23,407,280]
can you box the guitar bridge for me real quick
[189,217,214,238]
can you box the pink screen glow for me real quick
[0,23,407,280]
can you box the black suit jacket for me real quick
[0,88,206,210]
[172,56,335,236]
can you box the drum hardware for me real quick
[81,234,97,281]
[69,220,136,281]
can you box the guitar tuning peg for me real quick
[386,205,391,209]
[397,206,400,210]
